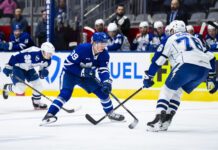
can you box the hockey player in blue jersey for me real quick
[41,32,125,125]
[0,24,34,51]
[142,20,216,132]
[152,21,167,50]
[105,23,130,51]
[2,42,55,109]
[205,23,218,51]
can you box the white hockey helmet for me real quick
[170,20,186,33]
[107,23,118,32]
[165,25,171,36]
[95,19,105,25]
[139,21,149,28]
[208,24,215,30]
[154,21,163,29]
[41,42,55,54]
[186,25,194,31]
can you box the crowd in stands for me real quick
[0,0,217,52]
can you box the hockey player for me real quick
[105,23,130,51]
[205,23,218,51]
[41,32,125,125]
[186,25,204,43]
[0,24,34,51]
[143,20,216,132]
[152,21,167,49]
[131,21,153,51]
[2,42,55,109]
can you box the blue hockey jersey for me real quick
[9,32,35,51]
[63,43,110,82]
[8,46,51,71]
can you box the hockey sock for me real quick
[100,97,113,113]
[47,97,65,115]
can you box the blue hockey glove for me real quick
[206,72,218,94]
[143,71,154,88]
[39,68,49,79]
[3,64,13,77]
[101,79,112,94]
[81,68,95,78]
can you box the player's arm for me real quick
[204,49,217,93]
[143,38,170,88]
[3,52,24,77]
[39,59,52,79]
[97,52,112,94]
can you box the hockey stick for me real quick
[12,74,76,113]
[90,76,139,129]
[110,92,139,129]
[199,22,207,35]
[207,21,218,29]
[85,86,143,126]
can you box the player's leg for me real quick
[41,71,76,124]
[80,78,125,121]
[147,64,188,131]
[93,88,125,121]
[26,69,47,109]
[3,66,26,99]
[147,85,177,131]
[161,88,183,131]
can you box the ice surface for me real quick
[0,96,218,150]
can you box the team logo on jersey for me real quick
[24,54,31,64]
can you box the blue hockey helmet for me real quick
[12,23,22,31]
[92,32,108,43]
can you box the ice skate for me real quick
[108,111,125,121]
[147,110,166,132]
[40,113,57,126]
[160,110,176,131]
[3,84,12,99]
[32,99,47,110]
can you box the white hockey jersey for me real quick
[155,32,213,69]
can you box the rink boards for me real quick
[0,52,218,101]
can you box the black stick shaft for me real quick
[13,74,75,113]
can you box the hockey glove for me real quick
[3,64,13,77]
[206,72,218,94]
[101,79,112,94]
[39,68,49,79]
[81,68,95,78]
[143,71,154,88]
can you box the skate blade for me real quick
[39,118,57,126]
[146,125,160,132]
[110,119,127,123]
[34,107,48,111]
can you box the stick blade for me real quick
[85,114,98,125]
[128,119,139,129]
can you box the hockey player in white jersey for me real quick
[2,42,55,109]
[106,23,130,51]
[142,20,217,132]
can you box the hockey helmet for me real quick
[95,19,105,25]
[186,25,194,31]
[12,23,22,31]
[170,20,186,33]
[139,21,149,28]
[41,42,55,55]
[92,32,108,43]
[107,23,118,32]
[154,21,163,29]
